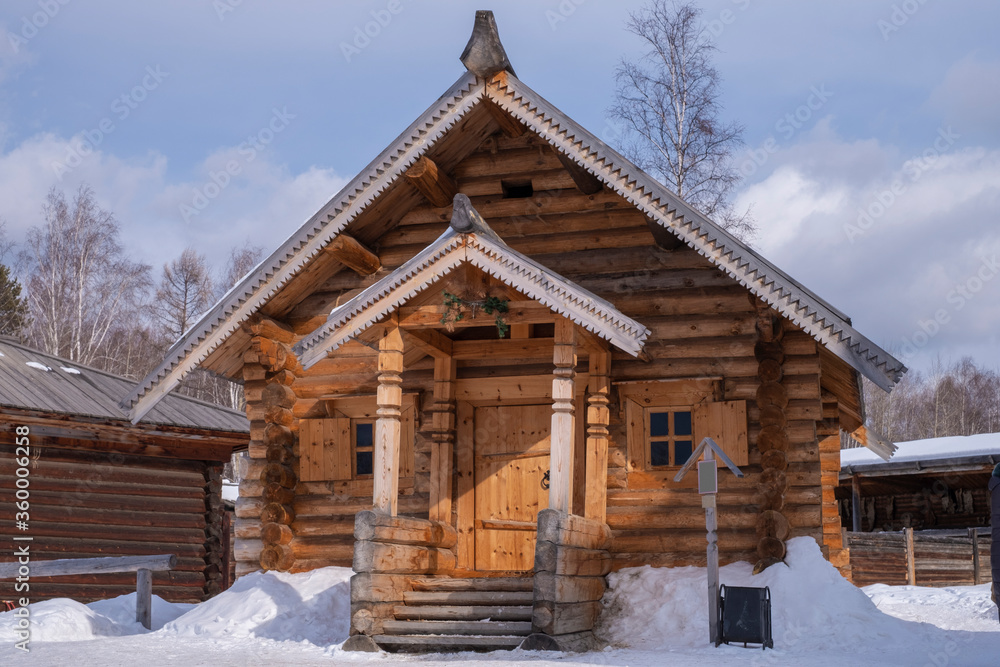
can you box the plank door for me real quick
[473,404,551,572]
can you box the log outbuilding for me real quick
[0,338,248,603]
[124,11,905,651]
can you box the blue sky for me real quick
[0,0,998,374]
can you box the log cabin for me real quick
[0,337,248,603]
[123,11,906,652]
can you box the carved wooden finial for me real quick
[449,193,477,233]
[460,10,515,78]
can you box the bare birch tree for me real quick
[611,0,755,240]
[23,186,152,367]
[156,247,214,340]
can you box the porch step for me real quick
[393,605,532,621]
[382,619,532,636]
[402,590,534,606]
[409,577,534,592]
[375,576,536,653]
[372,633,525,652]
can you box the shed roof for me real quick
[0,338,247,433]
[123,11,905,423]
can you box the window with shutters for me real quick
[621,380,747,486]
[298,395,416,484]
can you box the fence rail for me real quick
[0,554,177,629]
[846,528,991,588]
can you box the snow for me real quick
[59,366,82,375]
[2,539,999,666]
[842,432,1000,467]
[24,361,51,371]
[221,480,238,503]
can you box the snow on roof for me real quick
[841,432,1000,468]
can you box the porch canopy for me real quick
[292,193,650,518]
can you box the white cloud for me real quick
[0,131,347,275]
[926,55,1000,138]
[735,130,1000,372]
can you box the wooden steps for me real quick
[375,577,534,653]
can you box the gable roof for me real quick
[294,195,650,368]
[124,12,904,423]
[0,338,247,432]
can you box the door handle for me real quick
[541,470,550,490]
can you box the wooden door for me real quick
[473,404,551,572]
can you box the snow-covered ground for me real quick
[2,537,998,666]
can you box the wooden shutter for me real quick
[299,418,351,482]
[693,400,749,466]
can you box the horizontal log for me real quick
[532,600,601,636]
[533,572,606,604]
[537,510,613,550]
[0,582,204,604]
[353,541,456,575]
[0,554,176,578]
[234,538,263,562]
[351,572,412,603]
[354,510,457,549]
[534,542,611,577]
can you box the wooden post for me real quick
[704,447,720,646]
[136,568,152,630]
[970,528,981,585]
[549,318,576,514]
[584,350,610,523]
[374,319,404,515]
[851,474,862,532]
[429,355,457,522]
[904,527,916,586]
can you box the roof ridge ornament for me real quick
[460,10,515,79]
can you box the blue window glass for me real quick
[356,451,373,476]
[674,411,692,436]
[355,422,373,449]
[650,441,671,467]
[675,440,693,466]
[649,412,670,437]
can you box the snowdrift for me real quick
[0,566,351,647]
[596,536,986,657]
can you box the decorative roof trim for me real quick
[484,73,906,392]
[295,195,650,368]
[123,72,485,422]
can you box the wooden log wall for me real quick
[528,510,610,651]
[242,325,301,574]
[0,443,222,603]
[847,530,993,587]
[838,486,992,533]
[249,129,837,576]
[350,510,457,638]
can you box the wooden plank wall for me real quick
[0,444,222,603]
[847,531,993,587]
[248,130,833,574]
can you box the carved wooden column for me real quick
[753,299,790,572]
[549,318,577,514]
[429,355,457,522]
[584,349,610,523]
[374,318,404,515]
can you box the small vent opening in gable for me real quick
[501,179,533,199]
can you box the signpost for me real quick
[674,437,744,646]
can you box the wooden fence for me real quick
[846,528,992,587]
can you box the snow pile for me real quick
[866,583,1000,632]
[161,567,352,646]
[0,593,192,643]
[0,567,352,648]
[596,536,959,655]
[841,432,1000,467]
